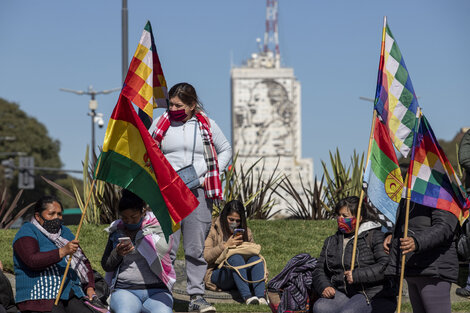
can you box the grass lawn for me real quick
[2,219,470,312]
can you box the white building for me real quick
[231,51,314,216]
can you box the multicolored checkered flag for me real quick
[121,21,168,128]
[374,21,420,157]
[410,114,470,224]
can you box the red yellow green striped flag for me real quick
[94,95,198,240]
[121,21,168,127]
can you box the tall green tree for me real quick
[0,97,80,209]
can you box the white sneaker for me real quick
[258,297,268,305]
[245,296,259,305]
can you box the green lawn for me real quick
[2,220,470,312]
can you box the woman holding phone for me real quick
[203,200,267,305]
[101,190,175,313]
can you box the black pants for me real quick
[406,276,451,313]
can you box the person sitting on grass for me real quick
[0,260,17,313]
[203,200,267,305]
[312,196,396,313]
[101,189,175,313]
[12,195,97,313]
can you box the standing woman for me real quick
[152,82,232,313]
[13,196,96,313]
[384,200,459,313]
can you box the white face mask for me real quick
[229,222,238,231]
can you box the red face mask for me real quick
[168,109,187,122]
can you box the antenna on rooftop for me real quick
[263,0,280,68]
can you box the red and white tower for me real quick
[263,0,280,68]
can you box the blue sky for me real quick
[1,1,469,178]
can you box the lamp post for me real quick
[60,86,120,164]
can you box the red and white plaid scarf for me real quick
[152,111,223,200]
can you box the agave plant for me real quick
[43,146,121,224]
[216,153,283,219]
[72,146,121,224]
[321,149,365,212]
[275,174,332,220]
[0,188,34,229]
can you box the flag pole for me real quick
[55,158,102,305]
[350,110,377,270]
[397,109,421,313]
[351,16,387,270]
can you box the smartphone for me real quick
[118,237,133,246]
[233,228,245,236]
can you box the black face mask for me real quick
[41,216,63,234]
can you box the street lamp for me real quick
[60,85,120,163]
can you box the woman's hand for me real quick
[400,237,416,254]
[322,287,335,298]
[224,234,243,248]
[116,242,134,256]
[59,240,80,258]
[384,234,392,254]
[86,287,96,300]
[344,270,353,284]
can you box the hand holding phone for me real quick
[118,237,133,246]
[117,237,134,256]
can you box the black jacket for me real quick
[386,201,459,282]
[312,222,394,302]
[0,270,17,313]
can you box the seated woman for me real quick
[101,190,174,313]
[312,196,396,313]
[203,200,267,305]
[0,260,17,313]
[13,195,97,313]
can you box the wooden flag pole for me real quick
[350,110,377,270]
[351,16,388,270]
[397,109,421,313]
[397,186,411,313]
[55,159,101,305]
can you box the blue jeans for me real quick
[110,288,173,313]
[211,254,265,300]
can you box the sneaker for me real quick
[456,287,470,298]
[188,295,216,313]
[258,297,268,305]
[245,296,259,305]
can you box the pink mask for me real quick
[168,109,187,122]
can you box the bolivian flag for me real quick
[94,95,198,240]
[363,116,404,224]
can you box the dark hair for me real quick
[334,196,377,223]
[168,82,204,112]
[118,189,145,213]
[34,195,63,214]
[220,200,248,241]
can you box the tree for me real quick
[0,97,81,209]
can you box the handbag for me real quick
[215,242,267,284]
[176,123,200,190]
